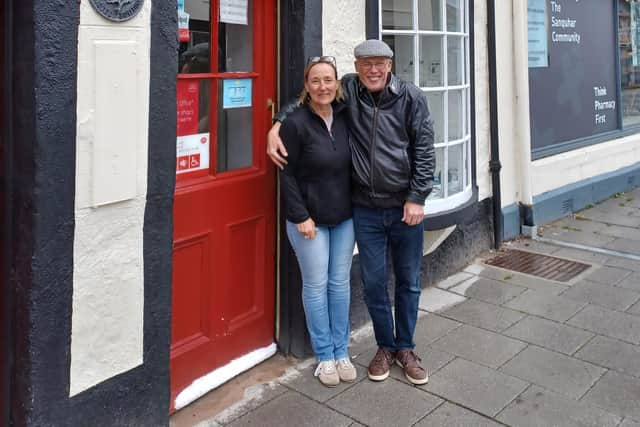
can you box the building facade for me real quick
[1,0,638,425]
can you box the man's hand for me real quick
[402,201,424,226]
[296,218,317,240]
[267,122,288,169]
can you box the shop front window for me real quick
[619,0,640,127]
[381,0,472,214]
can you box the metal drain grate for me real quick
[484,249,590,282]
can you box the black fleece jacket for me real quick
[279,102,352,226]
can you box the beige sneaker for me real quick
[314,360,340,387]
[336,357,357,383]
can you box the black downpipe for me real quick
[1,0,13,423]
[487,0,503,249]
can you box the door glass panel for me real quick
[177,79,211,136]
[383,35,414,84]
[425,91,444,143]
[217,80,253,172]
[219,0,253,72]
[448,143,463,195]
[419,36,443,87]
[179,0,211,73]
[382,0,413,30]
[419,0,441,31]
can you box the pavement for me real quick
[171,187,640,427]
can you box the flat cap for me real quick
[354,39,394,59]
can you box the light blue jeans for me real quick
[286,218,355,362]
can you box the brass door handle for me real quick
[267,98,275,121]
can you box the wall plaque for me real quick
[89,0,144,22]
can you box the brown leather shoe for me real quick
[368,348,395,381]
[396,349,428,385]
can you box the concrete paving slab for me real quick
[560,280,640,311]
[440,299,526,332]
[424,358,529,417]
[500,345,605,399]
[503,239,563,255]
[605,238,640,255]
[575,335,640,379]
[411,312,463,345]
[579,210,640,228]
[617,273,640,292]
[505,289,587,322]
[210,383,289,425]
[496,385,621,427]
[418,286,467,313]
[502,315,594,356]
[567,305,640,345]
[551,247,609,264]
[226,391,352,427]
[621,418,640,427]
[629,300,640,315]
[541,227,617,247]
[435,272,474,289]
[548,217,610,234]
[449,276,528,305]
[430,324,526,369]
[595,224,640,241]
[326,378,442,427]
[581,370,640,420]
[583,265,634,285]
[415,402,503,427]
[465,263,570,294]
[605,257,640,272]
[279,362,364,403]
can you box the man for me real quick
[268,40,435,385]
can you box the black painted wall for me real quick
[9,1,176,425]
[277,0,323,358]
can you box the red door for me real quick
[170,0,276,411]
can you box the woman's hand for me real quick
[296,218,317,240]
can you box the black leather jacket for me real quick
[342,73,434,208]
[276,73,435,208]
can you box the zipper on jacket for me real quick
[368,91,383,198]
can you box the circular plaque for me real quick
[89,0,144,23]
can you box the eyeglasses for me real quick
[307,55,337,66]
[357,60,390,71]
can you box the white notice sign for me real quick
[220,0,248,25]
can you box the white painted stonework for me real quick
[70,0,151,396]
[322,0,366,78]
[473,0,492,203]
[531,135,640,196]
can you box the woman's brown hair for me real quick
[297,57,344,105]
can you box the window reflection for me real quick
[619,0,640,127]
[383,35,415,83]
[382,0,413,30]
[178,0,211,74]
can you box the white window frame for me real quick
[379,0,473,215]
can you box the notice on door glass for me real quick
[223,79,252,109]
[220,0,248,25]
[177,133,210,174]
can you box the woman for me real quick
[279,56,356,387]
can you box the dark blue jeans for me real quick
[353,206,423,352]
